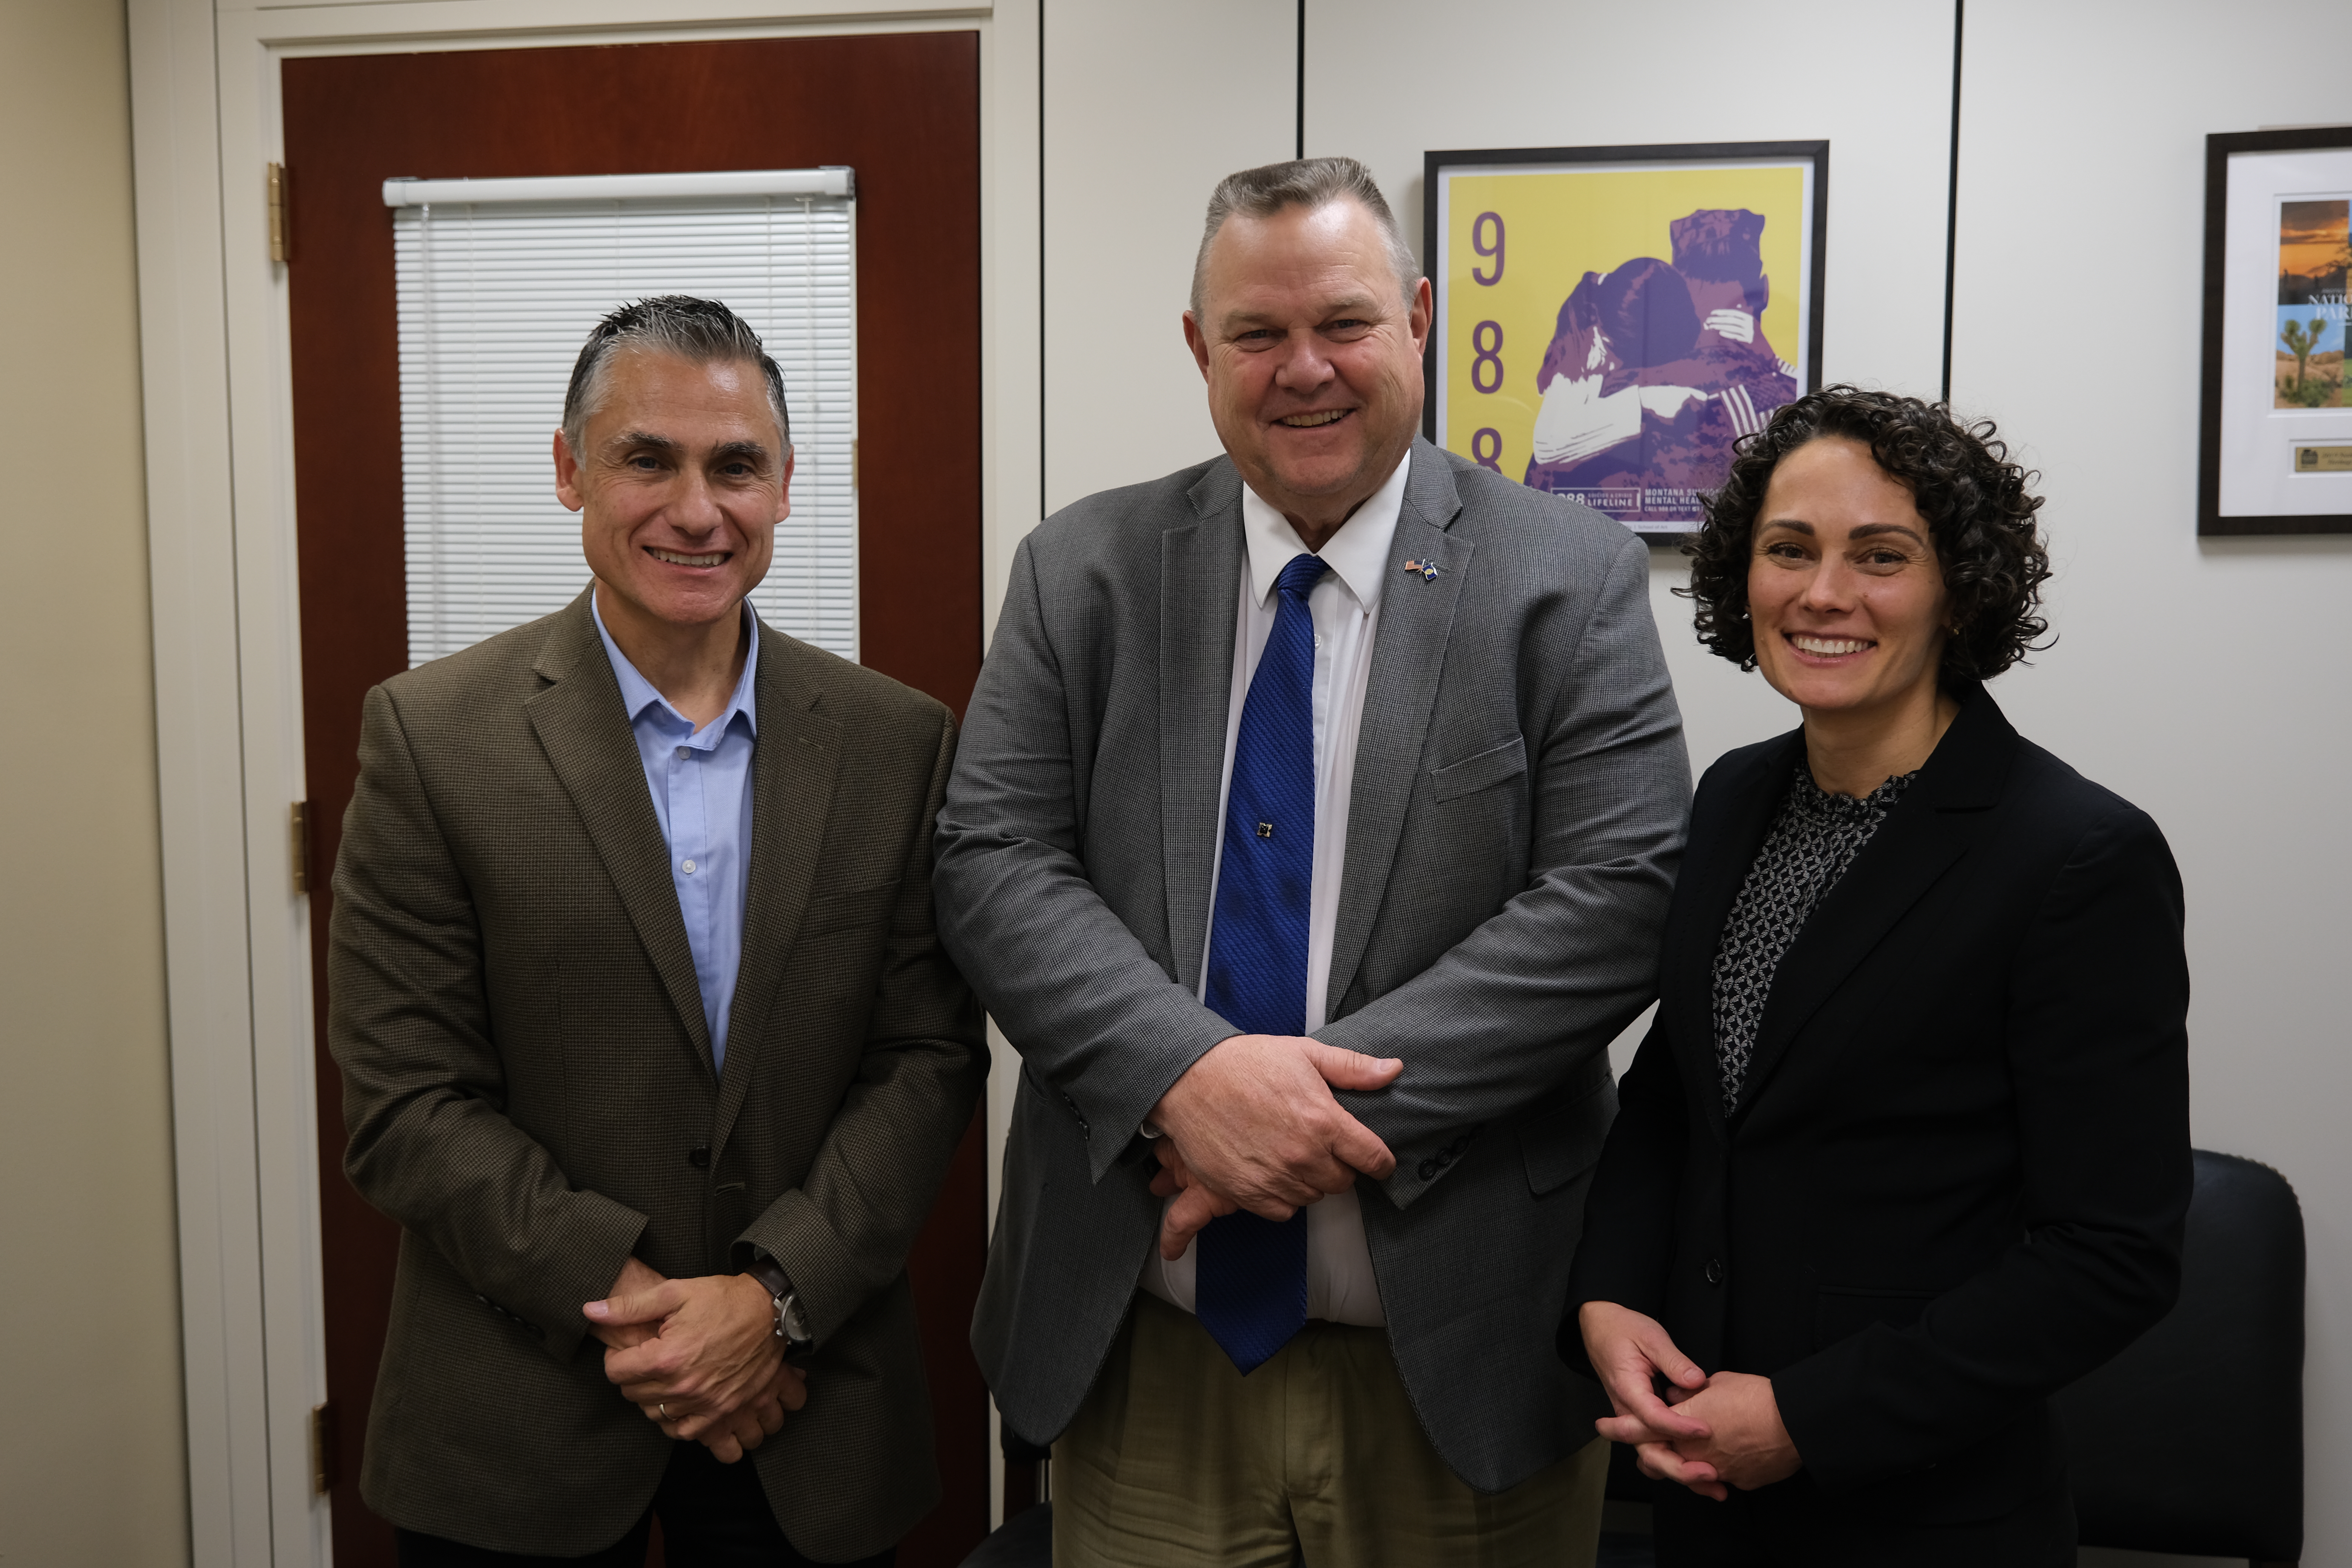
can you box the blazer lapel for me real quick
[525,590,712,1075]
[1160,462,1246,992]
[1665,731,1802,1138]
[714,629,844,1152]
[1326,441,1470,1017]
[1731,687,2017,1119]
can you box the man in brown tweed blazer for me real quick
[330,296,985,1566]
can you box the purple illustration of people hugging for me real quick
[1522,208,1799,528]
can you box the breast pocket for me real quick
[1427,734,1527,803]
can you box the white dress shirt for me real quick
[1138,449,1412,1328]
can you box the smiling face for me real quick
[1748,436,1951,721]
[1183,198,1430,538]
[553,348,791,637]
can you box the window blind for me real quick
[388,171,857,667]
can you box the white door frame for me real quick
[124,2,1038,1560]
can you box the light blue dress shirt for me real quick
[591,593,759,1072]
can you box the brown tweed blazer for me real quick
[329,588,986,1559]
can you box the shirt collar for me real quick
[1238,447,1412,612]
[589,588,760,742]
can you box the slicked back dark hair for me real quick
[1683,385,2052,684]
[561,295,791,455]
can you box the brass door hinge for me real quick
[267,162,289,263]
[290,801,311,895]
[309,1401,337,1494]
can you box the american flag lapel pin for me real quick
[1402,558,1439,582]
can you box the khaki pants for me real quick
[1052,1292,1608,1568]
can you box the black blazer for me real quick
[1565,684,2191,1523]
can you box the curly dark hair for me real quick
[1683,385,2052,683]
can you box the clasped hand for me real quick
[584,1257,808,1463]
[1144,1033,1403,1260]
[1703,307,1756,344]
[1579,1300,1801,1500]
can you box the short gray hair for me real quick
[561,295,792,457]
[1188,156,1423,321]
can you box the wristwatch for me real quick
[746,1255,815,1361]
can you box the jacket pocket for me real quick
[1814,1286,1939,1350]
[803,877,901,914]
[1428,734,1527,803]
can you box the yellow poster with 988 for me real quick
[1433,155,1817,534]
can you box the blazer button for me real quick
[687,1146,711,1168]
[1416,1158,1438,1181]
[1704,1257,1725,1286]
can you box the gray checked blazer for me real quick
[934,439,1690,1493]
[330,589,986,1559]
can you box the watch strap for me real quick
[744,1256,814,1353]
[746,1255,792,1301]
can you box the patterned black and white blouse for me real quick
[1711,765,1918,1115]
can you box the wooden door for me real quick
[281,35,986,1568]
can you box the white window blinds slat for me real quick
[392,189,858,668]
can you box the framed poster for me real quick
[1425,141,1826,542]
[2198,125,2352,536]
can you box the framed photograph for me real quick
[1424,141,1827,542]
[2199,125,2352,536]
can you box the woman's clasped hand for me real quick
[1580,1301,1800,1501]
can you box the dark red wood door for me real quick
[282,35,986,1568]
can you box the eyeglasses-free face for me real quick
[1747,434,1952,727]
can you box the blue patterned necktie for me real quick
[1196,551,1326,1374]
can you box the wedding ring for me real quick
[659,1403,670,1420]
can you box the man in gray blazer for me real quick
[935,160,1689,1565]
[332,296,985,1564]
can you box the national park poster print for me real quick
[1427,142,1825,537]
[2276,198,2349,409]
[2199,127,2352,536]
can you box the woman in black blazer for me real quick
[1566,387,2190,1565]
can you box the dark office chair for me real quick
[960,1501,1051,1568]
[960,1427,1054,1568]
[2055,1147,2305,1566]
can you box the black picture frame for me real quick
[1421,140,1828,545]
[2197,124,2352,537]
